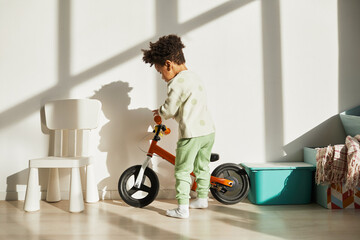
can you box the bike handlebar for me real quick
[154,116,171,135]
[164,127,171,135]
[154,116,162,125]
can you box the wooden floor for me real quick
[1,199,359,240]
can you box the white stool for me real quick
[24,99,101,213]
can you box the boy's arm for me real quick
[159,89,182,120]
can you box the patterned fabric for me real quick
[316,135,360,190]
[345,135,360,189]
[315,145,347,185]
[315,146,333,184]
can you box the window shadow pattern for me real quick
[4,0,260,197]
[5,0,358,199]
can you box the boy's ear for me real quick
[165,60,171,71]
[165,60,171,67]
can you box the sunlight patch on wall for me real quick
[71,0,156,77]
[0,0,57,114]
[280,0,339,144]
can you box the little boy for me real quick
[142,34,215,218]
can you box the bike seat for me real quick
[210,153,219,162]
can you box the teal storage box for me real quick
[340,105,360,137]
[304,147,329,208]
[240,162,316,205]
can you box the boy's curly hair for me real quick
[142,34,186,66]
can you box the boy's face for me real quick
[155,63,174,83]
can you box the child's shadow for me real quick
[91,81,153,195]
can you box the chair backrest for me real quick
[45,99,101,130]
[44,99,102,157]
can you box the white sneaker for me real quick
[189,198,208,209]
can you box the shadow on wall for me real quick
[6,168,49,201]
[283,115,346,162]
[91,81,153,192]
[5,106,57,201]
[261,0,284,162]
[5,169,29,200]
[338,0,360,112]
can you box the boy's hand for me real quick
[152,109,159,116]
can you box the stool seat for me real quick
[29,157,92,168]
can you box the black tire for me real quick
[118,165,159,208]
[210,163,250,205]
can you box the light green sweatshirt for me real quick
[159,70,215,139]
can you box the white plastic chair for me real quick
[24,99,101,212]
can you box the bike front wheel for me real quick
[118,165,159,208]
[210,163,250,205]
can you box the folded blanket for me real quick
[315,135,360,190]
[315,144,347,185]
[345,135,360,189]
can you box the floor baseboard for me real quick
[0,189,185,201]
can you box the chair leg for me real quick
[69,167,84,213]
[46,168,61,202]
[24,167,40,212]
[85,164,99,203]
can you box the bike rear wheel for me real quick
[210,163,250,205]
[118,165,159,208]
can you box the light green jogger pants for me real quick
[175,133,215,205]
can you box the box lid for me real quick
[240,162,315,170]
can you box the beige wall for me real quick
[1,0,359,200]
